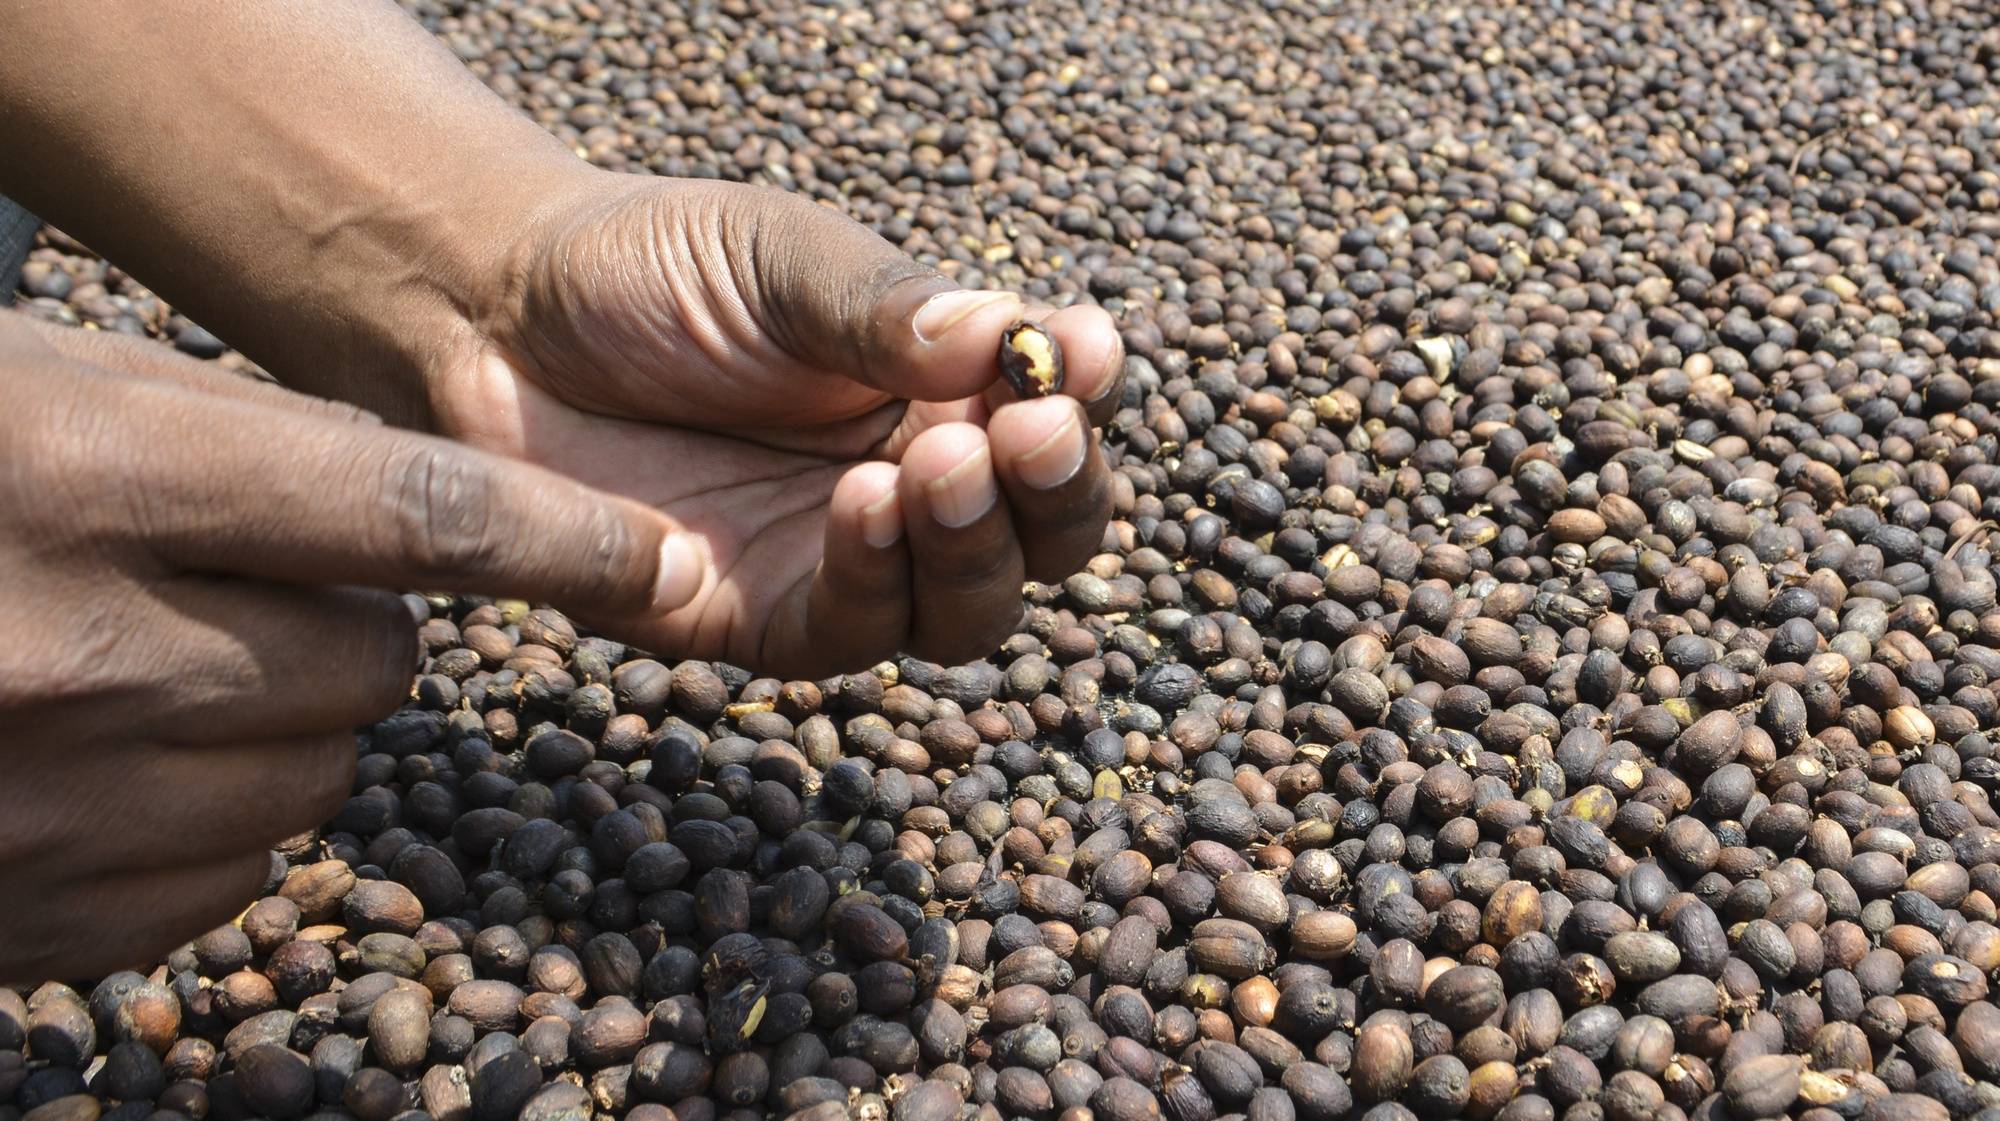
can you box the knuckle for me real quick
[0,586,144,721]
[9,388,132,534]
[380,443,502,581]
[745,182,939,366]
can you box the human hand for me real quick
[0,315,705,980]
[0,0,1121,679]
[427,175,1124,677]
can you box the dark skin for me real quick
[0,0,1121,978]
[0,313,708,978]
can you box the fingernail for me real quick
[1090,344,1127,408]
[926,446,997,529]
[913,290,1017,343]
[1018,409,1088,491]
[652,534,706,612]
[860,491,904,549]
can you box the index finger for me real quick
[102,374,705,619]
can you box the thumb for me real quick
[730,184,1024,402]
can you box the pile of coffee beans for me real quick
[10,1,2000,1121]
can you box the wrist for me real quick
[0,0,620,434]
[329,155,605,435]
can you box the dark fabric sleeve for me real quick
[0,195,38,308]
